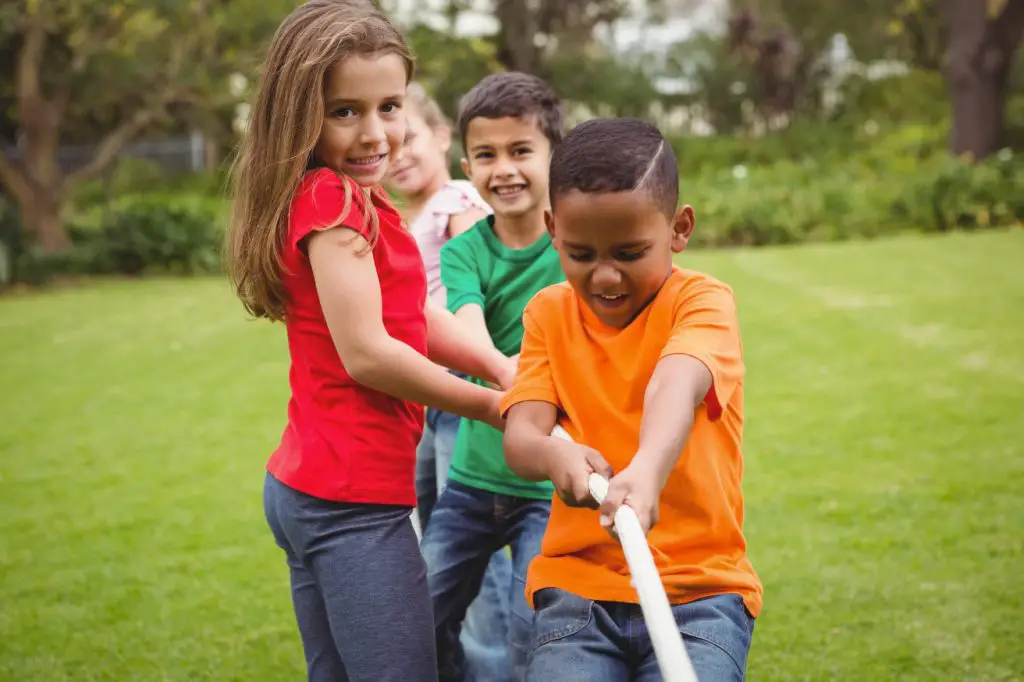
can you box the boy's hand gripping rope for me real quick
[550,425,699,682]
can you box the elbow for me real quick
[503,427,547,482]
[502,428,527,476]
[340,343,388,387]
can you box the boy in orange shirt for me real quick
[501,117,762,681]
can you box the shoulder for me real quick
[663,268,736,306]
[428,180,490,217]
[655,268,739,331]
[441,215,492,257]
[290,168,370,235]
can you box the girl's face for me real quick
[314,53,408,186]
[388,104,451,198]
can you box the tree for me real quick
[942,0,1024,159]
[0,0,288,253]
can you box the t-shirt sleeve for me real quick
[500,301,561,416]
[288,169,371,253]
[440,236,485,314]
[660,280,744,421]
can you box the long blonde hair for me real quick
[226,0,414,321]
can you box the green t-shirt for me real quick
[440,216,562,499]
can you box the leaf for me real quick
[988,0,1008,18]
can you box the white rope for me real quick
[551,425,699,682]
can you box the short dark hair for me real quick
[549,118,679,217]
[457,72,563,149]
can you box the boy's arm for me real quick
[599,281,743,535]
[502,304,613,506]
[505,401,613,508]
[632,355,712,486]
[440,239,499,351]
[425,298,515,389]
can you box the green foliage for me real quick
[9,194,226,285]
[681,123,1023,248]
[87,197,223,275]
[404,24,501,121]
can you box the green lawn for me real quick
[2,229,1022,681]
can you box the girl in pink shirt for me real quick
[387,84,512,682]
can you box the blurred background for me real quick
[1,1,1022,680]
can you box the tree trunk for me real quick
[495,0,539,73]
[943,0,1024,160]
[24,194,70,253]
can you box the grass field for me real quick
[2,229,1022,681]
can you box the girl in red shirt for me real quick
[224,2,512,680]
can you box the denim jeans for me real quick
[527,588,756,682]
[264,473,437,682]
[421,479,552,682]
[415,409,514,681]
[415,408,461,530]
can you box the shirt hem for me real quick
[448,467,555,500]
[266,465,416,507]
[499,386,561,417]
[527,575,763,618]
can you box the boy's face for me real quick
[547,190,694,329]
[461,116,551,220]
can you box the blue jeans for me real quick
[415,408,461,529]
[421,479,552,682]
[416,412,515,682]
[263,473,437,682]
[527,589,755,681]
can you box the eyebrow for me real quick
[561,239,651,249]
[469,138,536,153]
[325,94,403,109]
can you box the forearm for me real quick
[632,355,711,485]
[349,335,497,424]
[503,403,559,481]
[505,429,558,482]
[426,302,510,386]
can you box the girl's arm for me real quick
[425,299,516,389]
[308,227,503,430]
[447,207,488,239]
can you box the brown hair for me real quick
[456,72,564,150]
[226,0,414,321]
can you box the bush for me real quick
[683,127,1023,248]
[80,196,224,275]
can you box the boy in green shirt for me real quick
[420,72,564,682]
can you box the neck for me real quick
[400,171,450,223]
[492,205,548,249]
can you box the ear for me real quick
[460,157,471,180]
[544,209,557,244]
[435,125,452,156]
[670,205,695,253]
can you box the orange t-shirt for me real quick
[500,267,763,617]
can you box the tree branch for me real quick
[991,0,1024,57]
[17,7,47,115]
[64,106,163,187]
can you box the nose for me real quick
[493,155,516,179]
[359,114,385,146]
[591,262,621,289]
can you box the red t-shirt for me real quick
[267,168,428,506]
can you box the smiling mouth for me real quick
[593,293,628,307]
[348,154,385,168]
[491,184,527,198]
